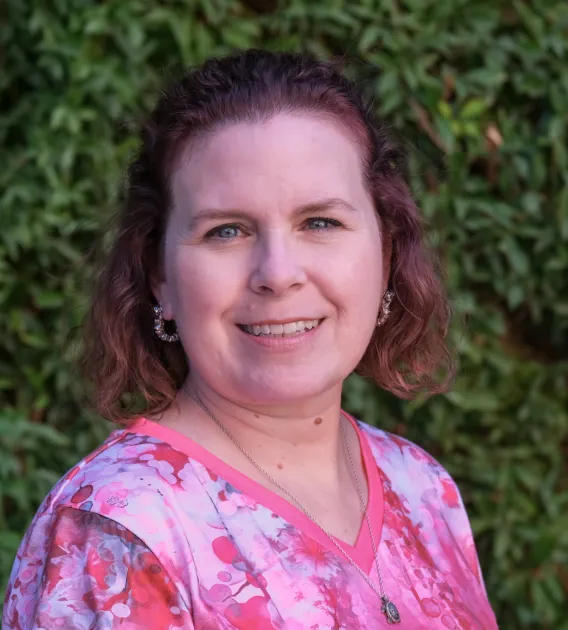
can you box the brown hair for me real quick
[81,49,455,422]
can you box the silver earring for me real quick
[153,305,180,342]
[376,290,395,327]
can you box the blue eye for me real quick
[306,217,342,231]
[205,224,242,240]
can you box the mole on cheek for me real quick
[277,463,284,470]
[314,417,323,425]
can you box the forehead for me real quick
[171,113,368,212]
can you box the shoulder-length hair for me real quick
[81,49,455,422]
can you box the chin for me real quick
[230,370,341,406]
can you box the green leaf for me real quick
[437,101,453,119]
[358,25,381,54]
[557,187,568,240]
[461,99,487,119]
[500,236,530,276]
[33,292,64,309]
[507,284,525,310]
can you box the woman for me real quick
[4,50,498,629]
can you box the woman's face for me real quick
[155,113,386,407]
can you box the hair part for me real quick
[80,49,455,422]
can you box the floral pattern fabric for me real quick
[3,415,498,629]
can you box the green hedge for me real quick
[2,1,567,627]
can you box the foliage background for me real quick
[2,0,567,627]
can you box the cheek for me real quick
[169,249,241,325]
[321,235,383,312]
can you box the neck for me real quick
[180,376,351,488]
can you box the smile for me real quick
[237,319,323,337]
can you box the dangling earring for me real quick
[153,304,180,342]
[376,290,395,327]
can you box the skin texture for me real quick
[152,114,389,536]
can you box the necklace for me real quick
[183,386,401,624]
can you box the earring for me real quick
[153,304,180,342]
[376,290,395,327]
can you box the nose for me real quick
[249,232,307,296]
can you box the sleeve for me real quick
[397,436,490,597]
[3,506,193,630]
[434,465,490,597]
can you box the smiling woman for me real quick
[3,50,498,630]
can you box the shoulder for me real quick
[358,420,438,469]
[6,426,200,619]
[358,420,486,588]
[52,426,195,501]
[358,420,459,504]
[24,426,204,553]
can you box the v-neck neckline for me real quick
[123,412,384,575]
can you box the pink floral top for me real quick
[4,414,498,629]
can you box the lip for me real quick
[236,318,324,350]
[237,317,324,326]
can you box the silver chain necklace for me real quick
[183,386,401,624]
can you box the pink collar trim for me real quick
[125,412,383,575]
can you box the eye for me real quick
[304,217,342,231]
[204,224,243,240]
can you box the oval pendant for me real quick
[381,596,401,624]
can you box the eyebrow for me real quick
[188,197,358,229]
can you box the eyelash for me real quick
[305,216,342,231]
[204,217,342,240]
[204,224,244,240]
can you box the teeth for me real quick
[243,320,321,336]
